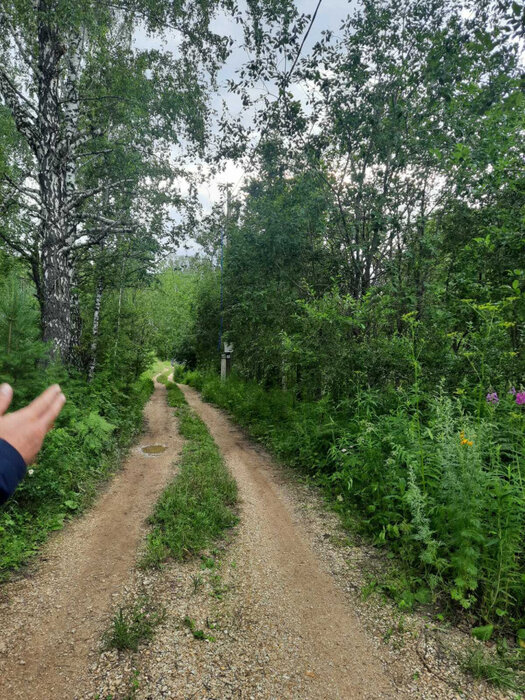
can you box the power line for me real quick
[285,0,323,83]
[232,0,324,197]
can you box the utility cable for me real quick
[232,0,324,196]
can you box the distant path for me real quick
[179,383,396,699]
[0,375,182,700]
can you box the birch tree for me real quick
[0,0,297,363]
[0,1,187,361]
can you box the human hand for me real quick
[0,384,66,465]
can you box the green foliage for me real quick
[103,597,165,652]
[174,0,524,651]
[0,1,522,683]
[0,271,47,404]
[141,383,237,568]
[156,368,172,385]
[185,369,524,633]
[191,372,336,472]
[89,285,158,386]
[183,615,216,642]
[171,364,187,382]
[74,413,115,454]
[472,625,494,642]
[143,264,202,365]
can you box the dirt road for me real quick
[0,378,502,699]
[89,383,503,700]
[177,384,396,699]
[0,375,182,700]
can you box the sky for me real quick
[133,0,357,253]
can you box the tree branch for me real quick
[0,226,32,260]
[73,149,114,159]
[4,175,41,205]
[66,178,135,213]
[68,221,137,251]
[0,67,38,115]
[0,69,38,150]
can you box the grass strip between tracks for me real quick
[141,382,238,568]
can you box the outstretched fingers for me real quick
[0,383,13,416]
[26,385,67,431]
[41,390,67,432]
[26,385,62,419]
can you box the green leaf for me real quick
[415,587,432,604]
[517,629,525,649]
[471,625,494,641]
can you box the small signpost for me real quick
[221,342,233,381]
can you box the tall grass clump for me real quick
[103,596,165,651]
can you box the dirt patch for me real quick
[0,375,183,700]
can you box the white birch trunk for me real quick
[0,5,136,362]
[113,255,127,363]
[36,7,84,361]
[88,278,103,382]
[35,2,72,359]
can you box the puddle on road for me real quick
[141,444,167,455]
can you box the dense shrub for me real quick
[185,369,524,633]
[0,261,158,576]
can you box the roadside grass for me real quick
[166,381,186,408]
[140,382,238,568]
[183,615,216,642]
[102,596,165,652]
[463,647,525,695]
[151,358,172,385]
[150,358,171,376]
[156,369,172,385]
[171,363,187,382]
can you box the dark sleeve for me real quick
[0,438,27,505]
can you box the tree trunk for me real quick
[41,241,72,358]
[113,255,127,366]
[69,264,83,368]
[6,318,13,355]
[35,3,72,360]
[0,4,134,365]
[88,278,103,382]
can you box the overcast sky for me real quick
[134,1,357,252]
